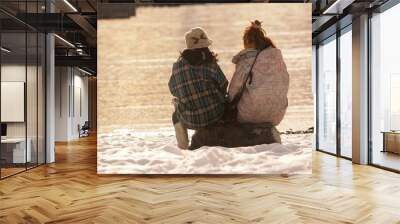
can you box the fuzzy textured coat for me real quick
[228,47,289,125]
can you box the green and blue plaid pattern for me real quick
[168,58,228,129]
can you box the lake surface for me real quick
[98,3,313,133]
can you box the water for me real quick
[98,3,313,133]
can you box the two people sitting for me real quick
[168,20,289,149]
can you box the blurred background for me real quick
[98,3,312,133]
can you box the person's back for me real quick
[230,47,289,125]
[169,56,227,129]
[228,20,289,127]
[168,27,228,149]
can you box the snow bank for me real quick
[98,129,312,174]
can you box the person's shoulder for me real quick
[260,47,283,59]
[172,58,188,71]
[173,57,185,66]
[208,60,219,68]
[232,49,257,64]
[206,61,222,72]
[262,47,282,55]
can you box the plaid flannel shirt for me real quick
[168,58,228,129]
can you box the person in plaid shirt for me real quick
[168,27,228,149]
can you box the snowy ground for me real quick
[97,129,312,174]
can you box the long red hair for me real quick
[243,20,276,50]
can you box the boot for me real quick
[174,122,189,149]
[271,126,282,144]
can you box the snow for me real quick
[98,129,312,174]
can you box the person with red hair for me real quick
[228,20,290,143]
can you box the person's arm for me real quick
[227,63,243,101]
[214,64,229,94]
[168,64,178,97]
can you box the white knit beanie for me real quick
[184,27,212,49]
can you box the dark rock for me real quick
[189,122,278,150]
